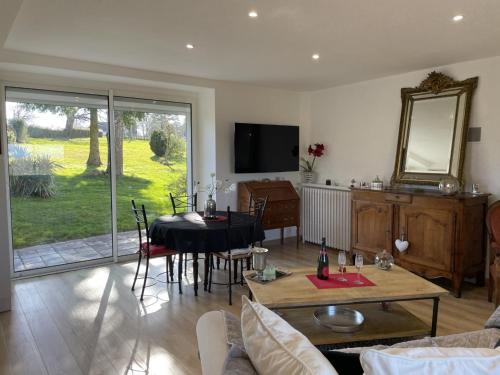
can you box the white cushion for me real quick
[240,296,338,375]
[360,347,500,375]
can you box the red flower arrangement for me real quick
[301,143,325,171]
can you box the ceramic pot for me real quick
[302,171,316,184]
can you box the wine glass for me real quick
[353,253,364,285]
[337,251,347,281]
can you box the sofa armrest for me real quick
[485,307,500,329]
[196,311,230,375]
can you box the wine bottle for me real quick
[316,237,329,280]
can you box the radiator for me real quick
[301,184,351,251]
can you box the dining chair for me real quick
[211,196,268,290]
[169,192,198,275]
[131,200,178,301]
[487,200,500,306]
[169,192,197,215]
[216,194,268,274]
[208,206,234,305]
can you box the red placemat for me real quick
[306,273,376,289]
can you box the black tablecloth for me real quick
[149,211,264,253]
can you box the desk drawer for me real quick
[385,193,412,203]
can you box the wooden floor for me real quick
[0,240,495,375]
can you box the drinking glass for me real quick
[337,251,347,282]
[353,253,364,285]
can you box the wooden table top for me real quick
[244,265,448,309]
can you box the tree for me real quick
[19,103,87,137]
[107,111,145,176]
[86,109,101,166]
[9,118,28,143]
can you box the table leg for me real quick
[204,254,210,291]
[431,297,440,337]
[178,253,183,294]
[193,252,199,296]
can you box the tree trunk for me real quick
[64,112,75,138]
[86,108,102,167]
[115,117,124,176]
[106,112,124,176]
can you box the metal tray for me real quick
[246,270,292,284]
[313,306,365,333]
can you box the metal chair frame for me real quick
[131,200,177,300]
[169,192,198,276]
[209,197,268,304]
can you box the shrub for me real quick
[9,155,59,198]
[6,127,16,144]
[165,133,186,161]
[28,127,91,139]
[9,118,28,143]
[8,144,31,159]
[149,129,167,157]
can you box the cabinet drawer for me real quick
[385,193,412,203]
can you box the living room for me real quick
[0,1,500,374]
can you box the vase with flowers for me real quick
[301,143,325,183]
[195,173,236,218]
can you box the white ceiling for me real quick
[3,0,500,90]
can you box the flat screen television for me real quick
[234,123,299,173]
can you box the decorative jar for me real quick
[375,250,394,271]
[204,194,217,219]
[371,175,383,190]
[438,177,460,195]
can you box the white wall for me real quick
[308,55,500,201]
[213,82,302,210]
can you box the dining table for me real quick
[149,210,265,296]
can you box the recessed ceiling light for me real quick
[312,54,320,60]
[186,43,194,49]
[453,14,464,22]
[248,10,258,18]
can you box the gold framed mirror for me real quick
[391,72,478,186]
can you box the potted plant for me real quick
[301,143,325,183]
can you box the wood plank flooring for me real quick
[0,240,495,375]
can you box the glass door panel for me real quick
[113,97,191,256]
[5,87,112,272]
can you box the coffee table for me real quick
[244,265,448,348]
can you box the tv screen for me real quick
[234,123,299,173]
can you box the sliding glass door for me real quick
[5,88,112,272]
[113,97,191,257]
[4,87,192,274]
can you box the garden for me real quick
[8,115,187,249]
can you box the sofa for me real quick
[196,298,500,375]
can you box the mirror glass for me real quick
[404,95,458,174]
[391,72,477,186]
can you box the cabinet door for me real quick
[397,206,455,272]
[352,201,393,256]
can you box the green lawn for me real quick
[11,137,187,248]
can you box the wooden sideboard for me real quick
[238,180,300,247]
[351,187,489,297]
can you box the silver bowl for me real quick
[313,306,364,333]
